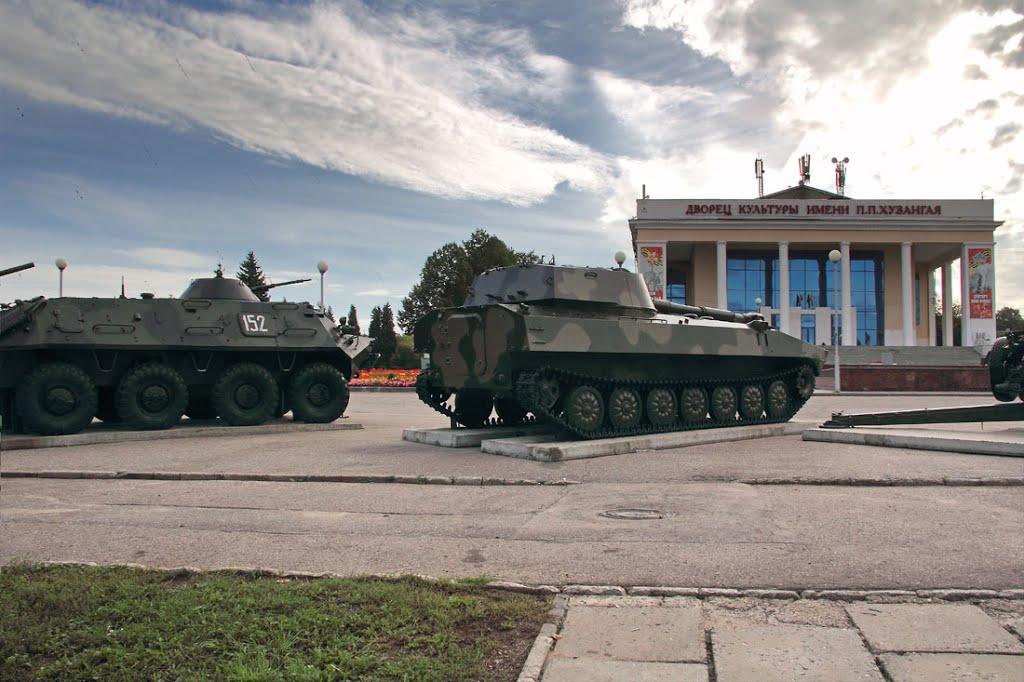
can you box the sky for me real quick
[1,0,1022,325]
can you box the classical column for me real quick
[901,242,915,346]
[716,240,727,309]
[840,241,853,345]
[927,268,937,346]
[941,262,954,346]
[778,241,790,334]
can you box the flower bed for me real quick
[349,368,420,387]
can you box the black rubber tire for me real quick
[766,380,790,418]
[988,338,1015,402]
[455,389,493,428]
[15,362,97,435]
[115,363,188,430]
[645,388,676,426]
[289,363,349,423]
[607,387,642,429]
[739,384,765,420]
[95,388,122,423]
[565,385,604,433]
[679,387,707,423]
[185,390,218,420]
[494,396,528,425]
[710,385,738,422]
[794,366,816,400]
[212,363,279,426]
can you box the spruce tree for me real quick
[377,303,398,368]
[236,251,269,302]
[368,306,383,366]
[325,305,335,323]
[346,305,361,334]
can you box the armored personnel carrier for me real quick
[414,256,825,439]
[0,266,373,435]
[989,330,1024,402]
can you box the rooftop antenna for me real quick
[797,154,811,185]
[120,276,126,299]
[754,158,765,198]
[831,156,849,196]
[641,184,649,199]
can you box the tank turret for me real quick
[414,257,825,439]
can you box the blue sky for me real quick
[1,0,1022,324]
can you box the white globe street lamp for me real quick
[828,249,842,393]
[317,260,329,312]
[55,258,68,297]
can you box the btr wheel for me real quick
[15,362,98,435]
[454,389,493,428]
[607,387,642,429]
[494,396,528,425]
[739,384,765,420]
[710,385,738,422]
[794,366,816,400]
[645,388,677,426]
[679,386,708,423]
[211,363,279,426]
[289,363,349,423]
[565,385,604,434]
[95,388,122,423]
[766,380,791,418]
[115,363,188,430]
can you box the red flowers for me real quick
[349,368,419,387]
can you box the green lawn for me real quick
[1,564,550,681]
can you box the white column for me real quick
[901,242,915,346]
[927,267,937,346]
[716,240,727,309]
[778,241,790,335]
[941,262,954,346]
[960,246,971,347]
[840,241,853,345]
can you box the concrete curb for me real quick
[517,595,569,682]
[1,470,581,486]
[0,421,362,451]
[803,427,1024,457]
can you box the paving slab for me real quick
[553,602,705,663]
[0,420,361,451]
[401,424,552,447]
[847,604,1024,653]
[711,625,884,682]
[482,421,809,461]
[542,658,707,682]
[804,426,1024,457]
[879,653,1024,681]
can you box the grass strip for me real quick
[1,564,550,681]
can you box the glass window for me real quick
[801,314,816,344]
[666,266,687,305]
[771,313,780,329]
[727,256,767,312]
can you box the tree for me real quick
[346,305,360,334]
[391,335,421,369]
[237,251,269,302]
[996,306,1023,336]
[936,302,963,346]
[377,303,398,367]
[325,305,335,323]
[397,229,541,333]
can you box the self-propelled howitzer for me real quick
[413,260,825,439]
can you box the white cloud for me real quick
[0,0,609,205]
[115,247,211,270]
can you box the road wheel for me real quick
[289,363,349,423]
[95,388,122,423]
[212,363,279,426]
[454,389,493,428]
[494,396,528,425]
[645,388,676,427]
[565,385,604,434]
[15,362,97,435]
[710,385,738,422]
[534,374,561,412]
[115,363,188,430]
[794,366,816,400]
[679,386,707,424]
[739,384,765,420]
[766,380,790,418]
[607,387,642,429]
[185,390,218,420]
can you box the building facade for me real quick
[628,184,1001,349]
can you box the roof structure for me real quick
[762,182,849,200]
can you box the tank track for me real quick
[415,370,536,427]
[514,364,813,440]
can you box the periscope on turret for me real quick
[413,256,825,439]
[0,266,374,435]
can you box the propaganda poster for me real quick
[967,247,993,319]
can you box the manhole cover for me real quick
[599,508,665,520]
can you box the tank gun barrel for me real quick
[653,298,763,324]
[0,262,35,279]
[251,277,311,293]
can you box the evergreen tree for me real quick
[377,303,398,367]
[346,305,361,334]
[368,306,383,366]
[325,305,335,323]
[397,229,541,333]
[236,251,269,302]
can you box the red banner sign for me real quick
[967,247,993,319]
[638,245,665,299]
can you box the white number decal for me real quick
[242,314,268,333]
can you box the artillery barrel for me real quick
[653,298,763,324]
[0,262,35,279]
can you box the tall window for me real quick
[727,257,766,312]
[801,314,816,344]
[666,266,687,305]
[790,258,821,309]
[851,258,883,345]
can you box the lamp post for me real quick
[55,258,68,297]
[317,260,328,312]
[828,249,842,393]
